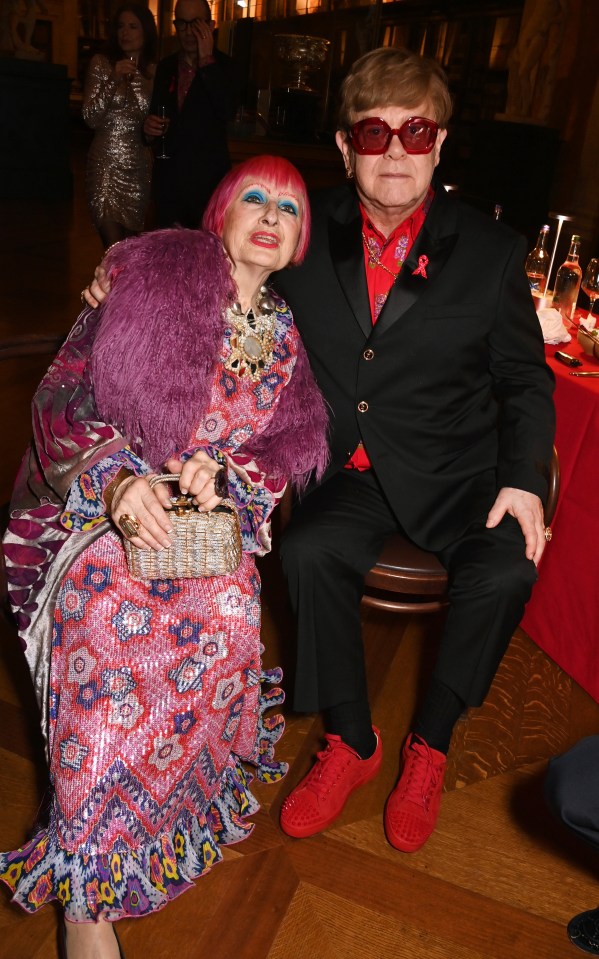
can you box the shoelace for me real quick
[302,736,355,797]
[401,739,442,811]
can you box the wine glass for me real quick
[581,258,599,330]
[155,105,170,160]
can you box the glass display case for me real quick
[268,33,330,139]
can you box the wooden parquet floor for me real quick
[1,122,599,959]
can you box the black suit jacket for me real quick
[273,183,555,551]
[149,50,237,227]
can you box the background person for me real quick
[545,737,599,956]
[143,0,238,228]
[0,155,328,959]
[82,3,158,249]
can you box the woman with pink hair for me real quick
[0,155,327,958]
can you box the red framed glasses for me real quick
[348,116,439,155]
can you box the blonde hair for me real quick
[338,47,452,130]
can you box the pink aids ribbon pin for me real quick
[412,254,429,278]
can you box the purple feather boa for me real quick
[90,228,329,488]
[91,229,236,469]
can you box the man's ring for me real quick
[544,526,552,542]
[80,289,87,305]
[119,514,141,538]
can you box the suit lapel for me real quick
[374,188,459,336]
[328,192,372,338]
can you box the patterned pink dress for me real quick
[0,290,315,921]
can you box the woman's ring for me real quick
[80,289,88,305]
[119,513,141,538]
[213,467,228,498]
[544,526,552,542]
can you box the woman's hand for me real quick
[111,475,174,551]
[114,57,137,82]
[166,453,226,512]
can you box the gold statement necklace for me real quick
[224,286,277,382]
[362,231,400,280]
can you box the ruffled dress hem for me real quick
[0,669,287,922]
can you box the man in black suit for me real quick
[143,0,236,228]
[273,47,555,851]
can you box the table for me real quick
[521,324,599,701]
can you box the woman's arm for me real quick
[30,308,128,501]
[82,54,121,129]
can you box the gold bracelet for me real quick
[103,468,134,513]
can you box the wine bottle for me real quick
[525,224,551,295]
[552,234,582,321]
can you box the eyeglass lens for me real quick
[350,117,438,155]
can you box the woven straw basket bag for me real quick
[124,474,242,581]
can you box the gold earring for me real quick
[345,166,354,180]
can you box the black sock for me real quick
[412,678,465,754]
[326,700,377,759]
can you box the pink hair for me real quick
[202,155,311,265]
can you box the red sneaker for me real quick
[280,728,382,838]
[384,733,446,852]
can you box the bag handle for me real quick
[149,473,235,516]
[149,472,186,490]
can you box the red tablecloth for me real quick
[521,327,599,700]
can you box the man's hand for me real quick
[82,265,111,308]
[192,18,214,64]
[486,487,547,565]
[143,112,169,140]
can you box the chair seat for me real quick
[363,532,449,614]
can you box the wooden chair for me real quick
[0,333,65,619]
[362,446,560,614]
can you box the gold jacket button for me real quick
[358,401,369,413]
[363,348,374,360]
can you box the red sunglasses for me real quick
[349,116,439,155]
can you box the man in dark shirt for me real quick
[143,0,236,228]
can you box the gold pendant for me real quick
[224,304,276,382]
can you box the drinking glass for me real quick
[581,258,599,330]
[156,105,170,160]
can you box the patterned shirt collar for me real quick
[360,186,434,324]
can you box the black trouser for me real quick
[280,469,538,715]
[545,737,599,852]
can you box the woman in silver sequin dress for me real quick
[83,4,158,249]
